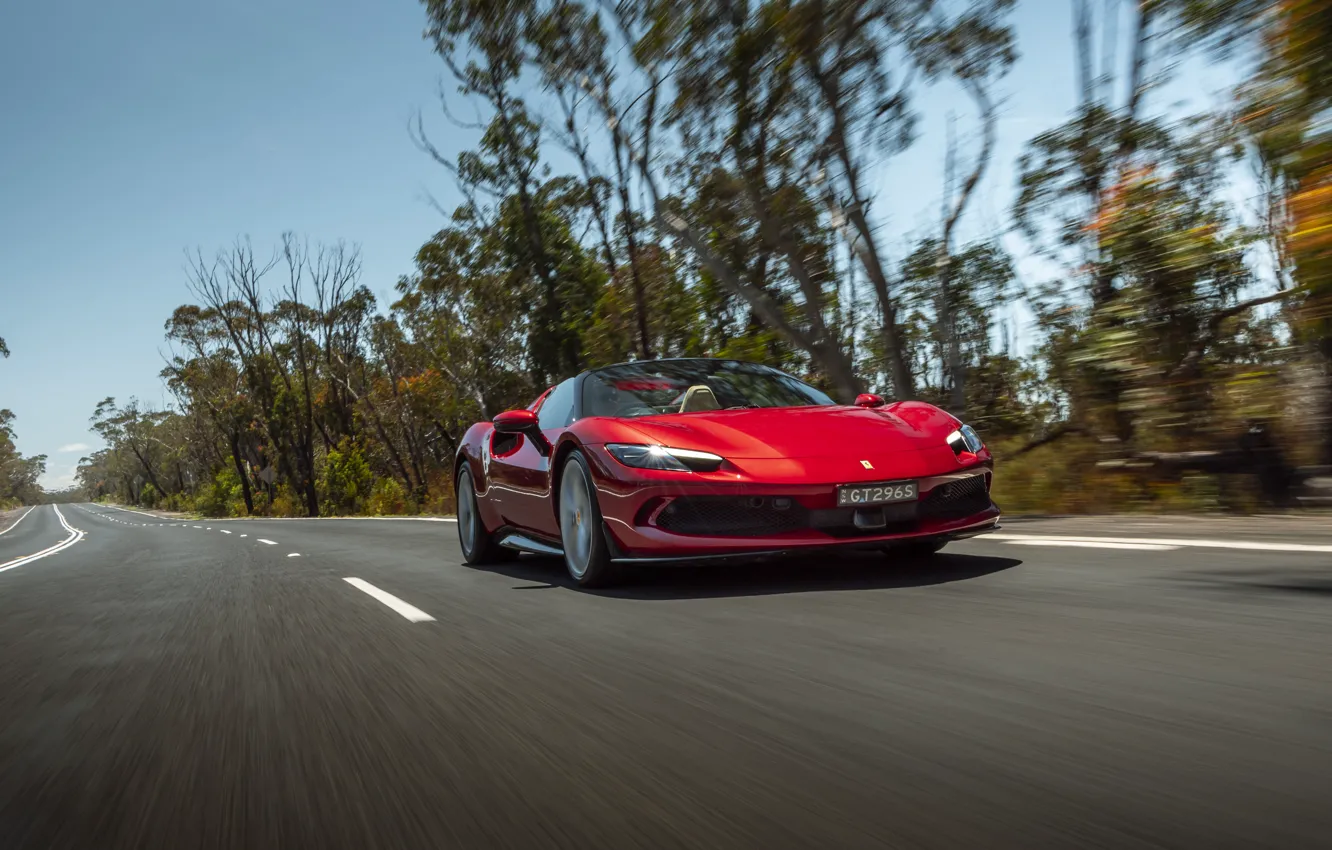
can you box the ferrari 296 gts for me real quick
[454,358,1000,586]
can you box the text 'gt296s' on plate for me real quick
[454,358,1000,587]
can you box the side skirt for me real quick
[496,530,564,557]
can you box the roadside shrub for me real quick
[367,477,409,515]
[139,483,160,509]
[319,439,372,516]
[195,467,248,517]
[270,485,302,517]
[419,486,457,516]
[195,470,229,517]
[161,491,192,513]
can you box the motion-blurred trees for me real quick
[78,0,1332,515]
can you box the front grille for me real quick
[652,475,990,538]
[920,475,991,520]
[655,497,805,537]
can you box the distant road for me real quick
[1,505,1331,849]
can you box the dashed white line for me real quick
[287,553,300,557]
[220,530,232,534]
[343,578,435,622]
[257,539,277,545]
[240,534,248,538]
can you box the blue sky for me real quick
[0,1,1228,489]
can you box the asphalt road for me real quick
[2,504,1331,849]
[0,504,69,565]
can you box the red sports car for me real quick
[454,358,1000,586]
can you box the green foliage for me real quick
[196,467,244,518]
[367,477,409,516]
[319,439,373,516]
[0,409,46,507]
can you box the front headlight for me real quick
[946,424,985,454]
[605,443,725,472]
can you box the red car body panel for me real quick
[456,371,1000,563]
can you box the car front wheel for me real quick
[558,451,617,587]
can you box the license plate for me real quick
[837,480,918,507]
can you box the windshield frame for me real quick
[578,359,838,420]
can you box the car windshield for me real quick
[581,360,837,418]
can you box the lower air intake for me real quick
[919,475,991,521]
[654,497,804,537]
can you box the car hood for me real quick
[616,403,957,460]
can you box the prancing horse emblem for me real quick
[860,460,873,469]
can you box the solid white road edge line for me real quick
[1003,539,1179,551]
[343,578,435,622]
[988,533,1332,554]
[0,505,85,574]
[108,504,159,518]
[257,539,277,545]
[0,505,36,536]
[353,516,459,523]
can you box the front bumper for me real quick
[591,449,1000,561]
[604,514,1002,564]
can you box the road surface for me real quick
[2,504,1331,849]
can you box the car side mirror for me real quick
[855,393,885,408]
[492,409,552,455]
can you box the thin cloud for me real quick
[58,442,90,453]
[39,463,79,491]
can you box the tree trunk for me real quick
[611,141,653,361]
[230,431,254,515]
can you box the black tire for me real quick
[557,451,618,587]
[456,466,515,565]
[888,539,947,559]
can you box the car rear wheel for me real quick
[456,466,514,565]
[558,451,617,587]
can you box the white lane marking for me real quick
[287,553,300,557]
[108,504,159,518]
[240,534,248,538]
[351,516,459,523]
[343,577,435,622]
[257,539,277,545]
[219,530,232,534]
[988,533,1332,554]
[193,525,202,529]
[1004,539,1179,551]
[0,505,36,536]
[0,505,85,574]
